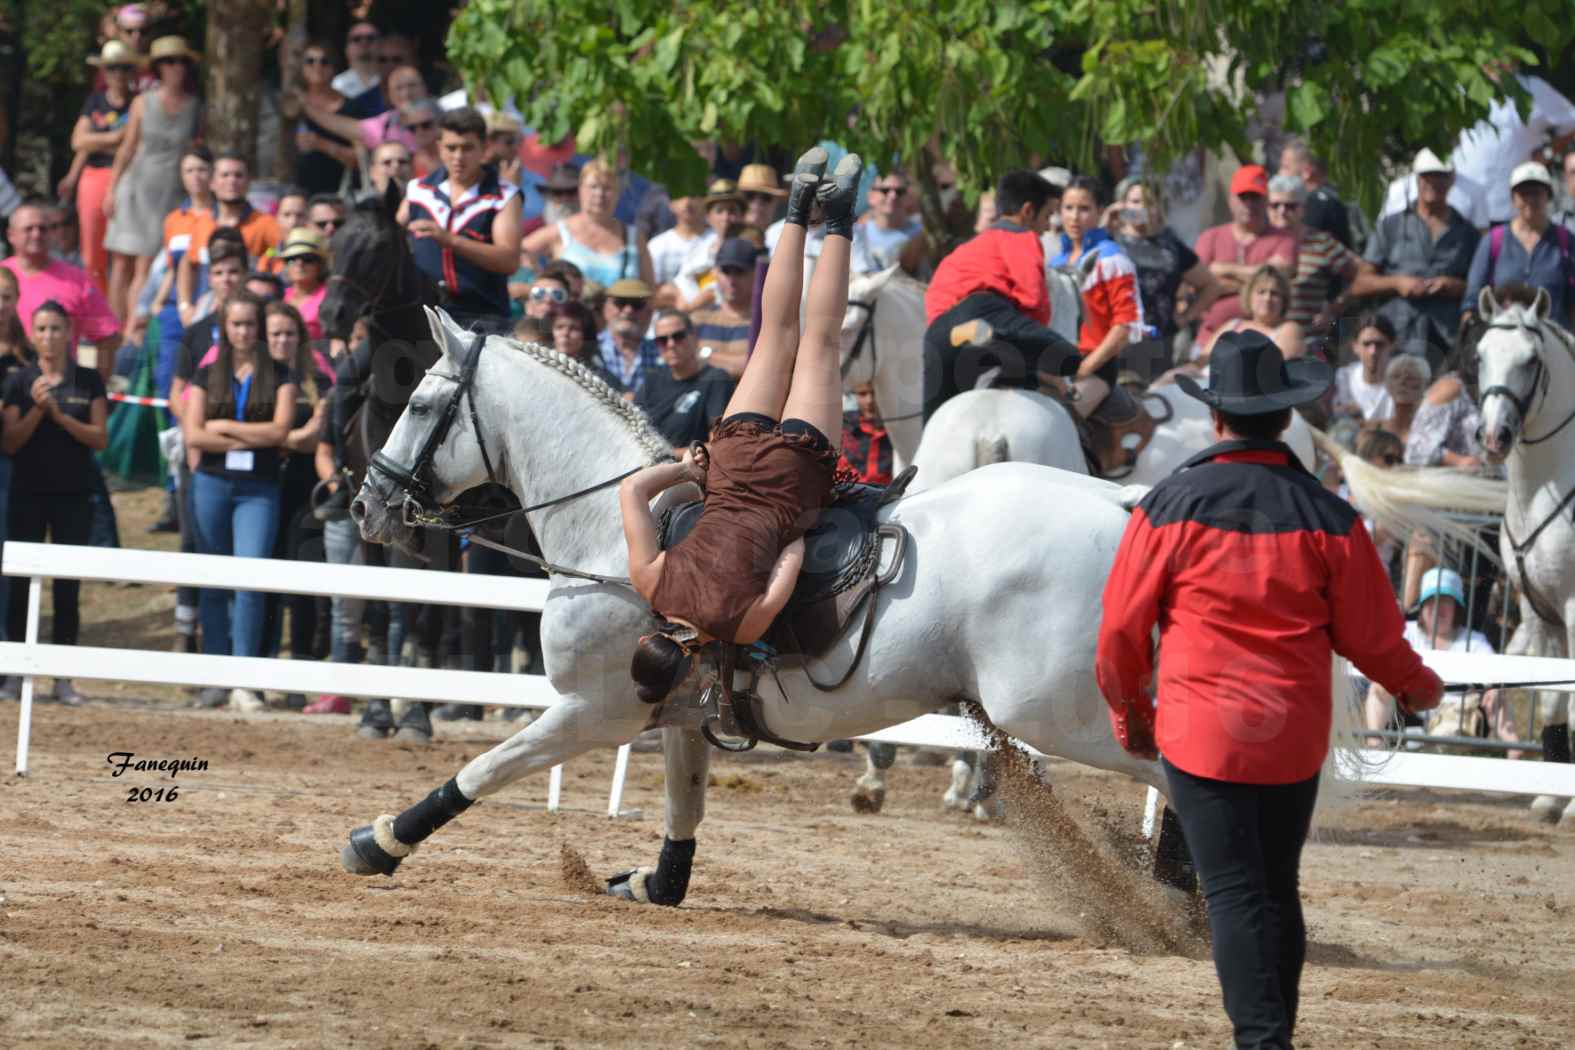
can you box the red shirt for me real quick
[1096,442,1431,784]
[1192,223,1297,347]
[925,221,1050,326]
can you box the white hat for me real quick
[1038,166,1071,190]
[1510,161,1554,191]
[1412,148,1453,176]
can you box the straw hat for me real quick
[736,164,787,198]
[147,36,202,65]
[485,110,523,136]
[279,226,330,261]
[87,40,142,68]
[703,178,744,209]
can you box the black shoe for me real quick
[434,703,482,721]
[147,514,179,534]
[818,153,864,239]
[358,697,395,739]
[784,146,829,226]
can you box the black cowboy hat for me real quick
[1175,330,1332,414]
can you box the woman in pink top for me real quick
[279,227,329,340]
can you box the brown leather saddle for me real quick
[657,465,914,752]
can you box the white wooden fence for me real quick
[5,542,1575,815]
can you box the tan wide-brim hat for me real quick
[736,164,787,198]
[147,36,203,65]
[280,226,330,261]
[87,40,142,68]
[703,178,744,209]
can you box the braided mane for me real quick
[495,335,674,464]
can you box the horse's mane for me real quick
[493,335,674,465]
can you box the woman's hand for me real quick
[30,376,58,416]
[205,418,237,438]
[681,443,709,487]
[102,185,116,219]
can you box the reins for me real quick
[840,296,925,425]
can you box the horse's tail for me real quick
[1311,426,1506,563]
[975,434,1010,466]
[1316,654,1394,824]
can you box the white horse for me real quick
[340,308,1171,903]
[1463,289,1575,825]
[839,267,1314,812]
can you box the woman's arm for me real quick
[51,396,109,451]
[737,537,806,642]
[1276,321,1306,359]
[1,403,44,455]
[102,96,143,217]
[184,387,243,452]
[71,113,126,155]
[299,96,362,144]
[285,396,326,453]
[619,458,696,599]
[1178,261,1226,324]
[520,222,561,264]
[637,232,654,286]
[210,383,297,447]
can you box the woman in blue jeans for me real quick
[182,292,296,712]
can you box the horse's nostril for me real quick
[349,498,366,523]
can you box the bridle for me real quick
[367,330,498,528]
[840,297,924,426]
[1477,312,1575,627]
[362,331,648,585]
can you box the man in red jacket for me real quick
[921,170,1080,421]
[1096,330,1444,1050]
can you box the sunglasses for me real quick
[488,132,519,143]
[105,64,135,74]
[653,331,689,346]
[719,266,750,277]
[610,296,648,310]
[302,55,330,66]
[349,33,380,44]
[287,254,322,265]
[313,218,342,231]
[529,286,568,303]
[403,120,434,132]
[547,188,578,198]
[872,185,908,196]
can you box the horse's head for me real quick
[1474,286,1556,460]
[320,179,408,342]
[839,266,899,386]
[350,307,498,552]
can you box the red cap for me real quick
[1230,164,1268,197]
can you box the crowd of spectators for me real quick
[0,6,1568,753]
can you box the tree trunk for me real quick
[205,0,274,165]
[274,0,310,181]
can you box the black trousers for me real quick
[6,492,93,646]
[920,292,1081,422]
[1163,757,1320,1050]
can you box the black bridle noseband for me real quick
[368,330,498,528]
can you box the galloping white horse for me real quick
[340,308,1172,903]
[838,266,1315,812]
[1468,288,1575,825]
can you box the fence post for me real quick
[607,743,631,817]
[547,764,562,813]
[14,575,43,777]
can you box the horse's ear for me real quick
[1533,286,1552,320]
[1478,285,1499,320]
[422,306,454,360]
[383,175,403,218]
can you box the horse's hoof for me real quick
[850,786,885,814]
[341,824,403,876]
[357,723,391,740]
[1531,795,1563,823]
[972,799,1004,822]
[1560,802,1575,829]
[942,789,965,811]
[607,867,652,904]
[394,726,433,746]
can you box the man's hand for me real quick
[1109,698,1158,760]
[1394,275,1427,298]
[407,219,451,247]
[1398,667,1445,715]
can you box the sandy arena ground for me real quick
[2,490,1571,1048]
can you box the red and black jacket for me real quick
[838,411,892,485]
[1096,439,1430,784]
[924,220,1050,326]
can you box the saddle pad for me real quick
[660,483,886,608]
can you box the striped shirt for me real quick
[691,304,752,365]
[1287,228,1356,328]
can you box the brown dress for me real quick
[650,415,836,642]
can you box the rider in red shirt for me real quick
[921,170,1079,422]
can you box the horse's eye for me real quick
[409,401,429,417]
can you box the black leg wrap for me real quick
[646,836,696,906]
[866,741,897,771]
[1544,723,1572,765]
[392,777,475,845]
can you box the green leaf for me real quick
[1287,81,1330,131]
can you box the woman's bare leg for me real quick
[782,154,862,441]
[723,148,827,421]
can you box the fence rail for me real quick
[6,543,1575,814]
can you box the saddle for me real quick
[1038,377,1167,478]
[657,465,914,752]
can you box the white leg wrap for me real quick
[626,867,652,903]
[372,814,419,858]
